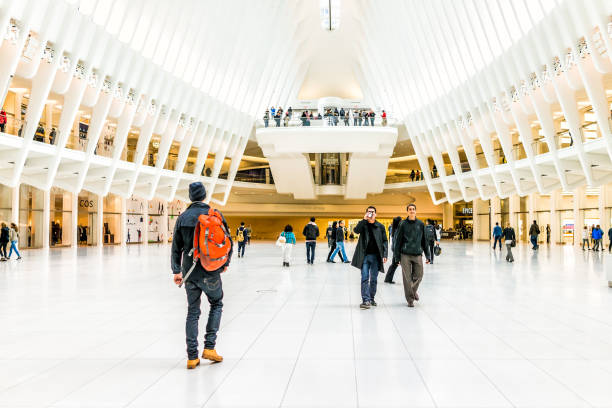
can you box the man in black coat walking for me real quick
[351,206,388,309]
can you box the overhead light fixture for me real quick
[320,0,340,31]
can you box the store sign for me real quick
[79,199,94,208]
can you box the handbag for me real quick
[511,240,516,247]
[433,244,441,256]
[275,233,286,247]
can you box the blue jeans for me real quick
[530,235,538,249]
[8,240,20,258]
[237,241,246,257]
[306,241,316,263]
[185,272,223,360]
[493,236,502,250]
[361,254,379,303]
[330,241,347,262]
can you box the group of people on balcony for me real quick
[263,106,388,127]
[409,169,425,182]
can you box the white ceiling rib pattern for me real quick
[0,0,308,204]
[358,0,612,204]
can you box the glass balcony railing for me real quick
[257,112,394,128]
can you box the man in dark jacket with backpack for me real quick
[172,182,233,369]
[236,222,246,257]
[352,206,388,309]
[424,219,437,264]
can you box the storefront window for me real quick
[0,184,12,225]
[77,192,98,245]
[126,196,145,243]
[559,210,574,244]
[168,199,186,242]
[148,198,165,242]
[103,194,121,244]
[50,187,72,246]
[19,184,44,248]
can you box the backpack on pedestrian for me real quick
[187,209,232,279]
[425,224,435,242]
[237,228,245,243]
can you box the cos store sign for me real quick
[79,199,95,208]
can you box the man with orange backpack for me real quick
[172,182,233,369]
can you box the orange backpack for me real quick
[192,208,232,272]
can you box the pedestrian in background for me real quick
[280,225,296,267]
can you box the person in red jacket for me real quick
[0,109,7,133]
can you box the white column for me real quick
[491,197,501,227]
[161,201,168,244]
[550,190,559,245]
[13,91,23,134]
[143,201,149,245]
[472,199,479,243]
[120,197,126,246]
[509,195,518,240]
[45,102,54,142]
[71,192,78,248]
[599,185,606,235]
[442,202,453,229]
[97,194,103,247]
[42,189,50,249]
[573,187,581,248]
[11,185,19,225]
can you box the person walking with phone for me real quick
[302,217,319,264]
[393,203,429,307]
[503,223,516,262]
[351,206,388,309]
[171,182,232,369]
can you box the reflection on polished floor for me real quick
[1,241,612,407]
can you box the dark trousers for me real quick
[493,236,502,250]
[306,241,316,263]
[361,254,379,302]
[185,272,223,360]
[609,240,612,252]
[327,241,345,262]
[237,241,246,257]
[530,235,538,249]
[384,259,399,283]
[0,241,7,258]
[427,241,435,263]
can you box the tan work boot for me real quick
[202,349,223,362]
[187,358,200,369]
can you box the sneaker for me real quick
[187,358,200,369]
[17,257,21,260]
[360,302,371,309]
[370,300,377,307]
[343,261,350,263]
[329,260,335,263]
[407,301,414,307]
[202,349,223,362]
[414,293,419,301]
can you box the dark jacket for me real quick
[529,223,540,236]
[336,227,344,242]
[171,201,233,282]
[502,227,516,241]
[609,228,612,240]
[393,218,429,260]
[326,226,334,244]
[303,222,319,241]
[351,220,388,272]
[0,226,8,243]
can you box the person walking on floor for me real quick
[7,223,21,260]
[546,224,551,244]
[326,221,345,263]
[329,220,349,263]
[424,219,437,264]
[529,220,540,250]
[302,217,319,264]
[582,226,590,250]
[236,222,247,258]
[593,225,603,251]
[492,222,503,251]
[0,223,9,261]
[608,225,612,253]
[384,216,402,284]
[280,225,296,267]
[393,203,430,307]
[171,182,231,369]
[503,223,516,262]
[351,206,388,309]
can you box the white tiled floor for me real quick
[1,241,612,407]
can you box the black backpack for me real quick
[425,225,435,242]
